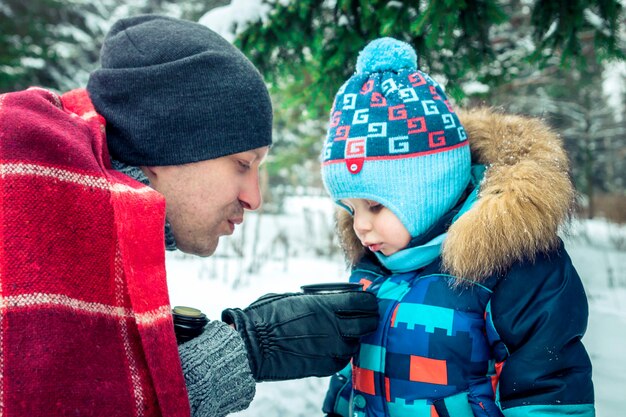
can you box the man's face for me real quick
[142,146,269,256]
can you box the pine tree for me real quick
[0,0,216,93]
[484,2,626,213]
[236,0,623,116]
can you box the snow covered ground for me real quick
[166,200,626,417]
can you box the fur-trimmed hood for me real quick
[336,108,575,282]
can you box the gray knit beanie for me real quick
[87,14,273,166]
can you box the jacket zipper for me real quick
[376,274,415,416]
[379,297,398,416]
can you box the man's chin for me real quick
[177,238,219,257]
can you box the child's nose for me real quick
[353,213,372,234]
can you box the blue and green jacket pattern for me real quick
[323,241,594,417]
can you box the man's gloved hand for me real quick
[222,291,378,381]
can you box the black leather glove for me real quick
[222,291,378,381]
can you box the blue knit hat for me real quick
[321,38,471,238]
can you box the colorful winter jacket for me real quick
[323,108,595,417]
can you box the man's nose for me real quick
[238,172,262,211]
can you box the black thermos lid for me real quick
[172,306,209,345]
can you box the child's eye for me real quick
[367,201,383,212]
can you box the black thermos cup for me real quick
[172,306,209,345]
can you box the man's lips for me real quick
[226,217,243,233]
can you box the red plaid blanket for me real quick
[0,88,190,417]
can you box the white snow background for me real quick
[166,196,626,417]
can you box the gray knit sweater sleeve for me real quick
[178,321,256,417]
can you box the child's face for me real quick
[342,198,411,256]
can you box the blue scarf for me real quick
[374,166,484,273]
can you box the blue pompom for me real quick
[356,37,418,74]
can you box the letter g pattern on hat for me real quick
[321,38,471,238]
